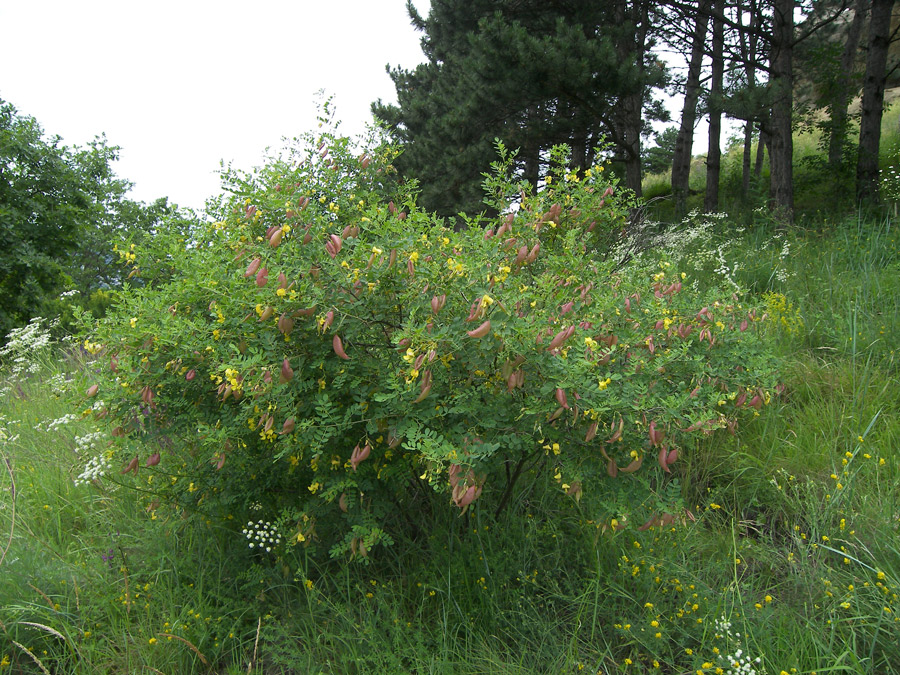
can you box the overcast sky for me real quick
[0,1,431,211]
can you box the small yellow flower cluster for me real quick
[224,368,242,393]
[83,339,103,354]
[445,257,465,275]
[763,291,804,336]
[115,243,137,264]
[541,442,561,456]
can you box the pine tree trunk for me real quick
[623,92,644,197]
[742,121,754,199]
[523,141,540,189]
[705,1,724,213]
[828,0,866,171]
[613,0,649,197]
[768,0,795,221]
[572,126,588,173]
[755,129,768,180]
[672,0,710,216]
[740,0,758,201]
[856,0,895,203]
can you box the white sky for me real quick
[0,1,431,211]
[1,2,728,213]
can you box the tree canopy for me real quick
[0,99,182,338]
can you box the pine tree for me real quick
[857,0,896,203]
[373,0,667,217]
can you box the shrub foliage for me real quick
[78,126,780,560]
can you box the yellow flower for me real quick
[149,638,157,645]
[130,317,138,328]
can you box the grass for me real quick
[2,231,900,671]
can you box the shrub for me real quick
[75,124,782,562]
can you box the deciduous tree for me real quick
[0,99,171,337]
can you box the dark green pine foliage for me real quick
[642,126,679,176]
[374,0,663,218]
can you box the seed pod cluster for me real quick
[350,443,371,471]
